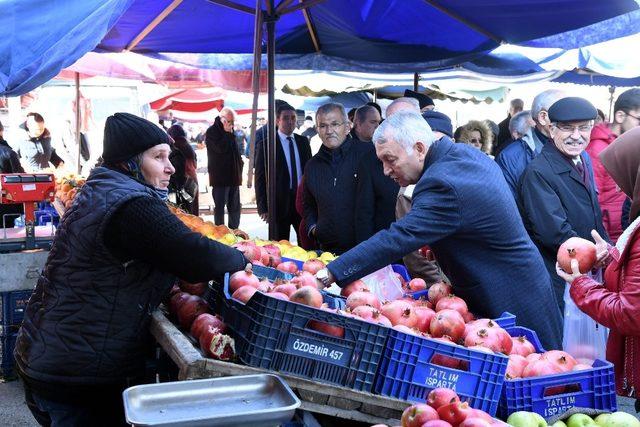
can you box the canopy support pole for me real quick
[206,0,256,14]
[266,6,278,240]
[301,0,321,52]
[279,0,325,15]
[74,72,82,174]
[413,73,419,91]
[246,2,264,189]
[608,86,616,122]
[125,0,184,51]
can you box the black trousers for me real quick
[275,190,301,242]
[212,186,241,229]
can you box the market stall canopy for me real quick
[149,88,226,112]
[2,0,640,96]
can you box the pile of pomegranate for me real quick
[377,388,502,427]
[166,280,235,361]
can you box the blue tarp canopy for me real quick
[2,0,640,95]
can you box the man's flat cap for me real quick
[548,97,597,123]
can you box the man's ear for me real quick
[613,110,625,125]
[414,141,427,158]
[537,110,550,126]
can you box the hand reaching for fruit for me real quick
[556,258,586,284]
[591,229,610,268]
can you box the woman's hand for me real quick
[592,229,609,268]
[556,259,586,284]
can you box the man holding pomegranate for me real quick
[315,111,563,350]
[518,97,609,313]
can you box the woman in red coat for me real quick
[557,126,640,401]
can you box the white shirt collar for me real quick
[278,129,294,140]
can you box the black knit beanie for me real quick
[102,113,171,164]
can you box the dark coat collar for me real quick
[540,142,589,188]
[422,136,455,174]
[318,137,355,161]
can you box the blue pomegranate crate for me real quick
[1,332,18,379]
[280,257,304,271]
[207,272,388,392]
[391,264,410,282]
[1,290,32,332]
[499,325,617,420]
[374,330,509,415]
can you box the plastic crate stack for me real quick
[1,289,31,378]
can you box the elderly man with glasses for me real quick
[518,97,610,314]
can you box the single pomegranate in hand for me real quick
[557,236,597,273]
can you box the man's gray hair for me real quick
[315,102,348,123]
[219,107,236,119]
[372,111,435,154]
[354,105,378,124]
[531,89,565,119]
[509,110,533,136]
[386,97,420,117]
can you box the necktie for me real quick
[575,160,589,188]
[287,136,298,189]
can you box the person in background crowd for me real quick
[509,110,536,141]
[495,89,566,197]
[14,113,248,427]
[252,100,291,169]
[303,103,373,254]
[205,107,243,229]
[351,105,382,143]
[587,88,640,242]
[403,89,435,112]
[453,126,463,142]
[0,120,25,227]
[595,109,606,125]
[255,104,312,240]
[16,112,64,170]
[366,101,383,118]
[385,97,420,118]
[557,126,640,402]
[347,108,357,125]
[300,116,317,140]
[485,119,499,155]
[496,98,524,153]
[457,120,493,155]
[518,97,609,314]
[495,110,535,197]
[233,124,247,156]
[167,124,199,215]
[395,110,454,284]
[314,111,562,349]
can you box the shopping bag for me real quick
[562,270,609,361]
[360,265,405,302]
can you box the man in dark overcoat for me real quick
[313,111,563,350]
[518,97,609,314]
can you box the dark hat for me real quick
[548,97,597,123]
[422,110,452,137]
[102,112,171,164]
[404,89,434,109]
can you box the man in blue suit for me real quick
[315,111,563,349]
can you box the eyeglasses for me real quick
[318,122,345,132]
[625,111,640,121]
[553,123,593,134]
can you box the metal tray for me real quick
[123,374,300,427]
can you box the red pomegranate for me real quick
[229,269,260,293]
[401,403,439,427]
[522,357,564,377]
[526,353,543,363]
[407,278,427,292]
[414,306,437,333]
[510,336,536,357]
[177,295,209,330]
[381,300,418,328]
[232,241,261,262]
[427,282,452,305]
[190,313,226,339]
[346,290,381,310]
[557,236,597,274]
[465,409,492,422]
[459,418,492,427]
[351,305,392,327]
[506,354,529,379]
[430,309,466,341]
[276,261,299,274]
[272,282,297,297]
[302,259,325,274]
[289,287,323,308]
[393,324,421,335]
[179,280,207,296]
[467,345,494,354]
[426,388,460,410]
[544,350,577,371]
[231,285,258,303]
[257,279,272,293]
[437,401,471,426]
[200,326,235,360]
[262,243,281,257]
[421,421,454,427]
[340,279,369,297]
[435,295,468,316]
[169,292,191,317]
[463,326,512,354]
[291,271,320,289]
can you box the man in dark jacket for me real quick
[495,98,524,154]
[0,120,25,227]
[303,103,375,254]
[518,97,609,314]
[496,89,566,197]
[205,107,243,229]
[314,111,563,349]
[16,112,65,170]
[255,104,312,240]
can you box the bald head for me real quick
[386,97,420,118]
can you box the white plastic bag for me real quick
[562,270,609,361]
[360,265,404,302]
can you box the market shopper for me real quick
[14,113,248,427]
[556,126,640,401]
[352,105,382,142]
[0,120,25,227]
[314,111,563,349]
[205,107,243,229]
[518,97,608,314]
[16,112,65,170]
[457,120,493,155]
[167,124,199,215]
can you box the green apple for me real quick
[597,412,640,427]
[567,414,598,427]
[594,414,611,426]
[552,421,568,427]
[507,411,548,427]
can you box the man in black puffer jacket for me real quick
[15,113,248,426]
[303,103,375,254]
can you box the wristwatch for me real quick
[315,268,332,288]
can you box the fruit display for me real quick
[54,173,86,209]
[506,411,640,427]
